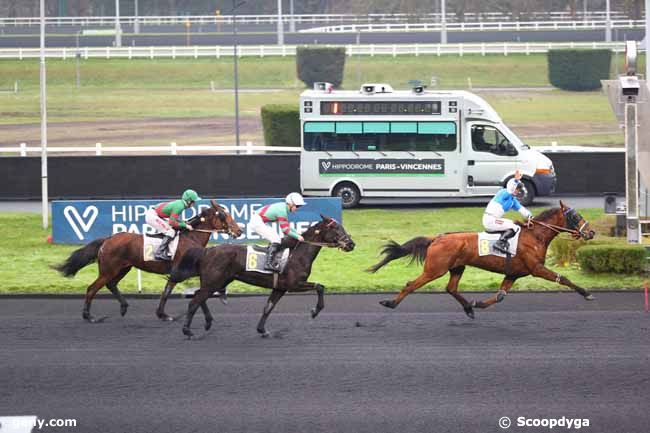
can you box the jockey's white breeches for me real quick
[145,208,176,237]
[249,213,282,244]
[482,213,520,233]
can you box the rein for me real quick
[530,220,581,238]
[300,239,340,248]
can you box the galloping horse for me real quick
[54,200,242,322]
[368,201,595,318]
[170,215,355,338]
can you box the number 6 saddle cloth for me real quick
[142,234,181,262]
[477,230,521,258]
[246,245,290,274]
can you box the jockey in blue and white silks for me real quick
[482,171,533,254]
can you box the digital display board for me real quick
[320,101,442,116]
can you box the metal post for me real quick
[115,0,122,47]
[40,0,49,229]
[75,30,81,88]
[289,0,296,33]
[646,0,650,80]
[134,0,140,34]
[441,0,447,44]
[233,1,241,153]
[583,0,587,21]
[605,0,612,42]
[277,0,284,45]
[625,102,640,243]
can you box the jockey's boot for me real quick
[154,235,174,261]
[494,229,515,254]
[265,243,281,271]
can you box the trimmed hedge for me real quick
[261,104,300,147]
[296,46,346,88]
[576,245,648,273]
[547,49,612,91]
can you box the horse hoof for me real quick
[257,328,270,338]
[157,313,175,322]
[310,308,320,319]
[464,305,475,319]
[205,320,213,331]
[496,290,507,303]
[584,294,595,301]
[120,304,129,317]
[182,327,193,338]
[379,300,397,309]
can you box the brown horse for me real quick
[368,201,596,318]
[54,200,242,322]
[170,215,355,338]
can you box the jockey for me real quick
[249,192,306,271]
[145,189,201,260]
[482,171,532,254]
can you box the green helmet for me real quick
[181,189,201,205]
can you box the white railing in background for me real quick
[0,142,300,156]
[0,143,620,157]
[0,41,635,60]
[0,12,639,27]
[302,19,644,33]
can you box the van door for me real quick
[465,122,521,195]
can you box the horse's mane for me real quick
[534,207,560,222]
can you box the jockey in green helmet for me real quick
[144,189,202,261]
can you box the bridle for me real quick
[300,219,352,249]
[530,208,588,239]
[188,209,240,238]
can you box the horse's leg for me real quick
[256,289,286,337]
[379,265,447,309]
[474,276,518,311]
[531,265,594,300]
[106,266,132,317]
[441,266,477,319]
[290,281,325,319]
[83,274,115,323]
[182,288,212,338]
[199,301,213,331]
[156,281,177,321]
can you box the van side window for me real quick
[303,121,457,152]
[471,125,518,156]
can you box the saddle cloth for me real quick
[246,245,290,274]
[143,234,180,262]
[477,230,521,258]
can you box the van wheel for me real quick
[333,183,361,209]
[519,179,536,206]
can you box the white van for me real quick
[299,82,556,208]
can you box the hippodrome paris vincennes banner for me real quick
[52,198,342,244]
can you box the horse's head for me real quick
[191,200,243,239]
[304,214,355,252]
[559,200,595,240]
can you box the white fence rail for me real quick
[0,142,300,156]
[0,143,617,157]
[302,19,644,33]
[0,12,639,27]
[0,42,635,60]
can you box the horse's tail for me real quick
[366,236,433,273]
[53,237,107,277]
[169,247,204,283]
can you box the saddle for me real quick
[246,245,290,274]
[477,230,521,258]
[142,234,180,262]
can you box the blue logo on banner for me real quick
[52,198,342,244]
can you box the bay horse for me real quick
[170,215,355,338]
[368,201,596,318]
[54,200,242,322]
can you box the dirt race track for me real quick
[1,292,649,433]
